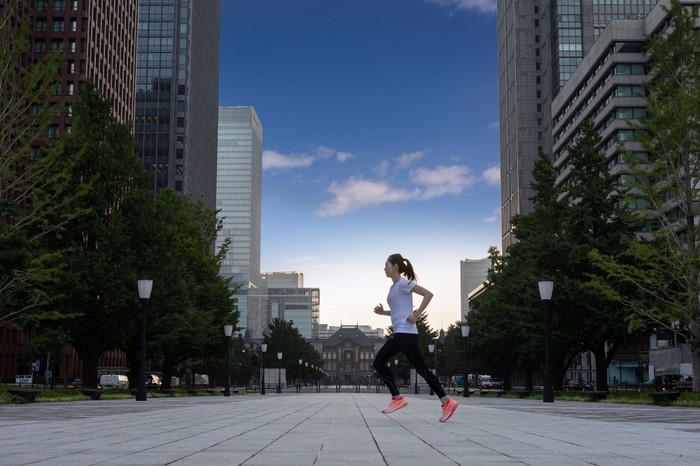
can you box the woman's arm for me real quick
[406,285,433,323]
[374,303,391,316]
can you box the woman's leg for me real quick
[399,335,446,400]
[373,338,402,397]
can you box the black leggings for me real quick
[373,333,445,399]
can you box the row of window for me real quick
[35,1,78,11]
[34,18,78,32]
[34,39,76,53]
[138,22,188,33]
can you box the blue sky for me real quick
[219,0,500,333]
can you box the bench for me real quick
[493,390,507,397]
[205,389,218,395]
[8,389,40,402]
[479,390,490,396]
[160,389,175,397]
[517,391,531,398]
[588,391,609,402]
[81,389,103,400]
[187,389,198,396]
[649,391,681,405]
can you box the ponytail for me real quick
[387,253,418,282]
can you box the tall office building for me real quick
[498,0,657,251]
[31,0,138,135]
[134,0,221,210]
[460,257,490,320]
[1,0,138,379]
[261,272,320,340]
[216,107,264,338]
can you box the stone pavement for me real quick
[1,392,700,466]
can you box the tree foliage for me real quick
[591,0,700,390]
[0,0,70,324]
[262,318,322,380]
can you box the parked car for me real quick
[481,377,504,389]
[564,378,595,391]
[453,374,465,393]
[99,374,129,389]
[145,374,162,387]
[68,379,83,389]
[639,374,684,391]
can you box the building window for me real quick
[67,60,74,74]
[34,40,46,53]
[36,0,47,11]
[35,19,47,32]
[47,125,59,139]
[66,105,72,117]
[52,19,64,32]
[68,39,75,53]
[54,0,65,11]
[70,0,78,10]
[66,83,74,96]
[51,40,63,52]
[69,19,77,32]
[29,147,40,160]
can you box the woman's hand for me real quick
[406,313,419,324]
[374,304,386,315]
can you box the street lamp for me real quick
[428,342,436,396]
[305,361,308,386]
[136,279,152,402]
[394,358,399,384]
[260,343,267,395]
[461,324,470,398]
[539,280,555,403]
[223,325,233,396]
[277,352,283,393]
[298,359,303,390]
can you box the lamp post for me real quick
[136,279,152,402]
[260,344,267,395]
[277,352,283,393]
[539,280,555,403]
[461,324,470,398]
[298,359,303,390]
[428,343,436,396]
[394,358,398,384]
[305,361,308,386]
[223,325,233,396]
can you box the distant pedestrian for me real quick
[372,253,458,422]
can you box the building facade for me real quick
[134,0,221,210]
[216,106,264,338]
[498,0,657,251]
[315,326,385,385]
[260,272,319,340]
[460,257,490,320]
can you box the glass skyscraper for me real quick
[134,0,221,210]
[216,107,263,338]
[498,0,656,251]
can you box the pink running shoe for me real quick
[439,398,459,422]
[381,396,408,414]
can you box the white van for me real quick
[99,374,129,389]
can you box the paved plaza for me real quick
[1,391,699,466]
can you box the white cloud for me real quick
[426,0,496,14]
[395,151,425,168]
[316,177,421,217]
[316,146,334,159]
[262,150,314,170]
[487,121,499,130]
[373,160,391,177]
[483,208,500,223]
[481,166,500,186]
[410,165,475,199]
[336,151,354,162]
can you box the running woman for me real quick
[372,253,459,422]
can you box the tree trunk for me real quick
[161,355,175,390]
[593,343,610,391]
[78,350,100,388]
[690,321,700,393]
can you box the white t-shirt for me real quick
[388,277,418,334]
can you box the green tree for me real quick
[263,318,321,382]
[591,0,700,390]
[116,188,238,389]
[0,0,69,324]
[34,82,151,388]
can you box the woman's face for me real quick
[384,260,396,277]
